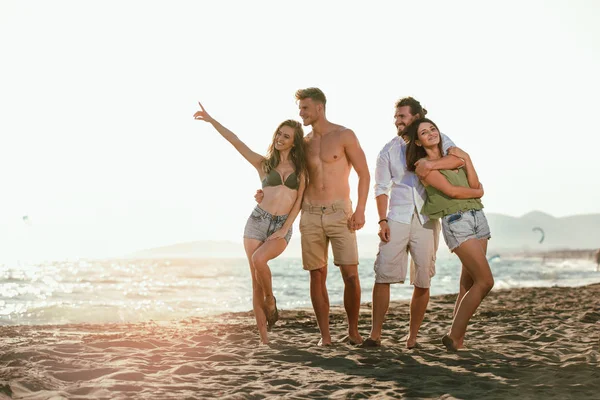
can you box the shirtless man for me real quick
[297,87,370,346]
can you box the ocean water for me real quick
[1,256,599,326]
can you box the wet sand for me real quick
[1,284,599,399]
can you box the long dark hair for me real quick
[262,119,307,179]
[405,118,444,172]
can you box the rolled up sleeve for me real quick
[374,150,392,198]
[442,133,456,155]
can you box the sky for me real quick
[1,0,599,261]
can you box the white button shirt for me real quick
[373,133,456,225]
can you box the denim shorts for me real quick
[243,206,293,243]
[441,209,491,252]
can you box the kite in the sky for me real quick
[532,227,545,244]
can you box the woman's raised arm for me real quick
[194,102,264,170]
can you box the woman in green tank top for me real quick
[405,118,494,352]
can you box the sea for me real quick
[1,256,599,326]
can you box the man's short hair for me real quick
[395,96,427,117]
[295,87,327,106]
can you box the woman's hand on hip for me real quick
[266,228,287,242]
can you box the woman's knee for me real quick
[480,276,494,294]
[251,251,268,267]
[459,281,473,293]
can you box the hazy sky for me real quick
[1,0,599,261]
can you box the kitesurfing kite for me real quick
[532,227,545,244]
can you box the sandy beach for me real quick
[1,283,599,399]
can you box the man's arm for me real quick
[423,170,483,199]
[373,145,392,241]
[344,130,370,230]
[376,194,391,242]
[415,132,463,179]
[448,147,480,190]
[415,156,464,179]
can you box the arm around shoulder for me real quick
[423,170,483,199]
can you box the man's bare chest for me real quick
[306,139,345,165]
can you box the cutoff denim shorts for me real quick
[243,206,292,243]
[441,209,491,252]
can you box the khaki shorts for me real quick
[373,212,440,288]
[299,200,359,270]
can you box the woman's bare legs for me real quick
[453,265,473,319]
[452,239,487,319]
[251,238,288,326]
[445,238,494,350]
[244,238,269,344]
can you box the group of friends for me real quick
[193,88,493,351]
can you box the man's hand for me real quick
[447,146,469,161]
[378,221,390,242]
[349,209,366,231]
[414,158,434,179]
[254,189,264,204]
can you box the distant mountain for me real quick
[486,212,600,252]
[127,211,600,259]
[129,240,249,259]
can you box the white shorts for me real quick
[373,212,440,288]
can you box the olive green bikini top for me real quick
[261,169,299,190]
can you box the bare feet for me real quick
[442,334,458,352]
[264,296,279,331]
[346,329,363,345]
[317,338,332,347]
[406,336,419,349]
[406,341,423,350]
[360,337,381,348]
[340,335,363,346]
[258,328,269,345]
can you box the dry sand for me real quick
[1,284,599,399]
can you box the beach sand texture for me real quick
[1,284,599,399]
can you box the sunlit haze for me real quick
[2,0,599,261]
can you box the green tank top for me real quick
[422,168,483,219]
